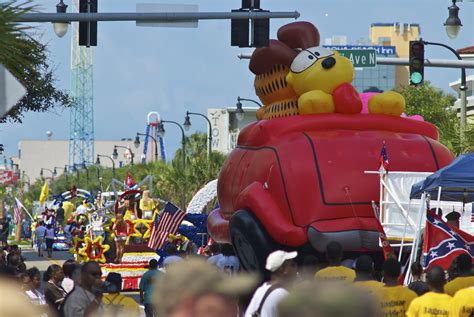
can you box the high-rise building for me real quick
[369,23,421,89]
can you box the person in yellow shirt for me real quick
[102,272,140,317]
[444,254,474,296]
[407,266,452,317]
[139,190,156,220]
[315,241,355,282]
[378,258,417,316]
[353,255,384,295]
[449,286,474,317]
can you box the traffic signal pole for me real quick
[17,11,300,22]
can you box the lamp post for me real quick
[134,132,158,162]
[113,145,134,165]
[422,40,467,138]
[53,0,69,38]
[40,168,54,180]
[53,166,68,181]
[444,0,462,39]
[158,120,187,209]
[184,111,213,177]
[235,96,262,121]
[96,154,116,178]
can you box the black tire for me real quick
[229,210,276,276]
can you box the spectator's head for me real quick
[105,272,122,294]
[446,211,461,228]
[210,243,221,256]
[10,245,19,253]
[266,250,298,283]
[46,224,52,230]
[20,272,31,291]
[411,261,423,279]
[59,203,63,208]
[81,261,102,291]
[7,253,21,268]
[326,241,343,265]
[154,258,256,317]
[166,244,178,256]
[148,259,158,270]
[220,244,235,257]
[426,266,446,292]
[26,267,41,290]
[456,254,472,275]
[355,255,374,281]
[44,264,64,284]
[383,258,401,284]
[62,259,77,278]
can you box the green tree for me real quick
[398,82,474,155]
[0,1,70,122]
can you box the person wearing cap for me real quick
[353,255,383,295]
[153,258,255,317]
[444,254,474,296]
[406,266,452,317]
[315,241,355,282]
[379,258,417,316]
[102,272,140,316]
[446,211,461,228]
[244,250,298,317]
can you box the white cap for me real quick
[265,250,298,272]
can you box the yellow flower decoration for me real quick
[70,236,86,262]
[78,236,110,263]
[133,218,154,240]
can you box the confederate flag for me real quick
[422,211,474,270]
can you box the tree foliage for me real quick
[398,82,474,155]
[0,1,70,122]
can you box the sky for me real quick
[1,0,473,161]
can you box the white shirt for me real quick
[244,282,288,317]
[62,277,75,293]
[207,254,224,266]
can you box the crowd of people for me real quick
[0,239,474,317]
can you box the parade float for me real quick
[207,21,455,273]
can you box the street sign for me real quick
[0,64,27,118]
[336,49,377,68]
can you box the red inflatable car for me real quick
[207,113,453,272]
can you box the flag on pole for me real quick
[39,181,49,206]
[379,141,389,171]
[13,198,23,224]
[374,216,394,260]
[148,202,186,250]
[422,211,474,270]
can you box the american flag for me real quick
[422,211,474,270]
[379,142,389,170]
[148,202,186,250]
[13,198,25,224]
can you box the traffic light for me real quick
[79,0,98,47]
[409,40,425,86]
[231,0,269,47]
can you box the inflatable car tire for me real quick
[230,210,276,276]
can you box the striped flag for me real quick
[13,198,24,224]
[379,141,389,171]
[148,202,186,250]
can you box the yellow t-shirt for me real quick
[353,280,384,295]
[315,266,356,282]
[444,276,474,296]
[102,293,140,316]
[449,287,474,317]
[406,292,452,317]
[379,285,417,316]
[139,199,155,211]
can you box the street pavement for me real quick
[21,246,145,316]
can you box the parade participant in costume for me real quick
[140,190,155,220]
[123,199,138,221]
[44,208,56,226]
[113,213,128,264]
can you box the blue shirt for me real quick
[139,269,159,304]
[35,226,47,239]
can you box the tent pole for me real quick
[404,191,426,285]
[436,186,442,216]
[398,200,412,262]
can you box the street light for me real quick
[53,0,69,38]
[53,166,68,181]
[40,168,54,180]
[444,0,462,39]
[135,132,159,162]
[235,96,262,121]
[113,145,134,165]
[96,154,116,178]
[160,120,187,209]
[184,111,213,177]
[422,40,467,138]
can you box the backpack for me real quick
[251,284,281,317]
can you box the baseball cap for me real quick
[265,250,298,272]
[154,258,257,315]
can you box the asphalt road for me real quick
[21,246,145,316]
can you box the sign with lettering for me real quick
[335,49,377,68]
